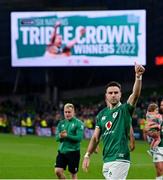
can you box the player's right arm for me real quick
[82,127,100,172]
[48,21,61,46]
[55,121,63,142]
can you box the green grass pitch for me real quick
[0,133,155,179]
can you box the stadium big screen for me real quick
[11,10,146,67]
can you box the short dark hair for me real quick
[105,81,121,92]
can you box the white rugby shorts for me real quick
[153,147,163,163]
[102,161,130,180]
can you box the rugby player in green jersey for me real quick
[82,62,145,179]
[55,103,84,179]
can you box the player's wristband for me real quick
[136,75,142,80]
[84,152,90,158]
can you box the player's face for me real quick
[105,86,121,106]
[64,107,74,120]
[55,35,62,46]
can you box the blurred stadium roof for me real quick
[0,0,163,94]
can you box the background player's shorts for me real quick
[55,150,80,174]
[102,161,130,179]
[153,147,163,162]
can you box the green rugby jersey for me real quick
[96,103,134,163]
[55,117,84,154]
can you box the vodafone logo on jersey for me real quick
[105,121,112,130]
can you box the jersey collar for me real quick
[109,102,122,110]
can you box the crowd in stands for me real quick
[0,91,162,139]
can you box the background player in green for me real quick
[144,103,163,180]
[82,62,145,179]
[55,103,84,179]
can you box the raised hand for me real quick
[55,21,61,28]
[135,62,145,77]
